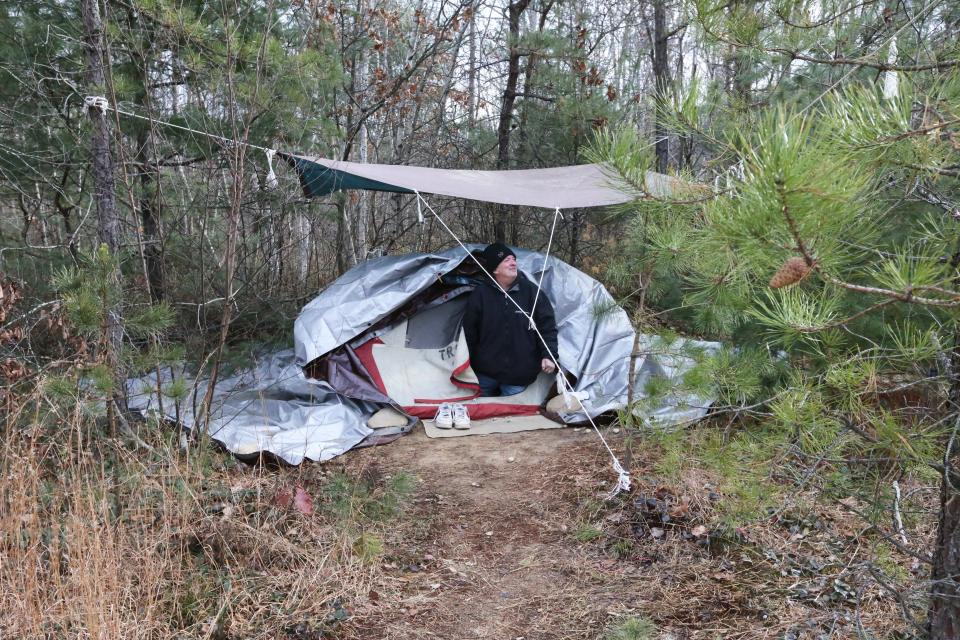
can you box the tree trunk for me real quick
[468,0,478,127]
[296,211,310,284]
[927,241,960,638]
[494,0,531,242]
[81,0,125,417]
[137,129,165,301]
[352,0,370,264]
[334,194,354,275]
[82,0,120,253]
[652,0,670,173]
[928,452,960,639]
[727,1,752,111]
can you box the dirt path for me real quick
[322,422,910,640]
[342,426,655,640]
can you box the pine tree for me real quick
[594,57,960,640]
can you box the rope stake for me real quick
[81,95,275,153]
[82,95,109,115]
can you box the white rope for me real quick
[81,95,276,153]
[415,192,631,498]
[529,206,562,329]
[85,94,279,193]
[82,95,109,114]
[264,149,278,190]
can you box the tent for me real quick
[126,157,718,465]
[126,245,717,464]
[294,246,634,424]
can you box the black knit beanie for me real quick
[479,242,516,273]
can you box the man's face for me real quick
[493,254,518,280]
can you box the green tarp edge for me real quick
[286,155,415,198]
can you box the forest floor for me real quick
[1,415,931,639]
[320,424,929,640]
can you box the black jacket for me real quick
[462,272,559,386]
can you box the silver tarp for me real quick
[126,350,377,464]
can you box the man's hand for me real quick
[541,358,556,374]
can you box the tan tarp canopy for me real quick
[283,154,685,209]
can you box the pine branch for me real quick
[775,177,960,307]
[857,117,960,147]
[905,164,960,178]
[769,48,960,72]
[795,299,897,333]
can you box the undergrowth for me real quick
[0,380,415,639]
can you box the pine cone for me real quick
[769,256,811,289]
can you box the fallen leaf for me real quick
[691,525,708,537]
[294,485,313,515]
[274,487,293,508]
[668,503,690,518]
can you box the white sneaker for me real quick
[452,403,471,430]
[434,403,454,429]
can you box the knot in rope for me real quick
[608,459,632,499]
[83,95,110,115]
[264,149,278,190]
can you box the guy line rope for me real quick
[414,191,632,498]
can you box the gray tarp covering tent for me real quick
[127,351,380,464]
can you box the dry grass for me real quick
[544,432,935,639]
[0,384,398,639]
[1,382,935,639]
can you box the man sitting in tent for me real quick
[463,243,559,396]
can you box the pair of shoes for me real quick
[434,402,471,430]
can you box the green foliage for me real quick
[322,471,414,563]
[574,523,604,542]
[126,303,176,338]
[603,616,657,640]
[52,246,125,336]
[85,363,115,394]
[162,377,190,402]
[323,471,415,524]
[684,345,772,405]
[352,532,385,563]
[609,538,634,558]
[749,288,842,349]
[585,128,655,202]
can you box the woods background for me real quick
[2,0,960,638]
